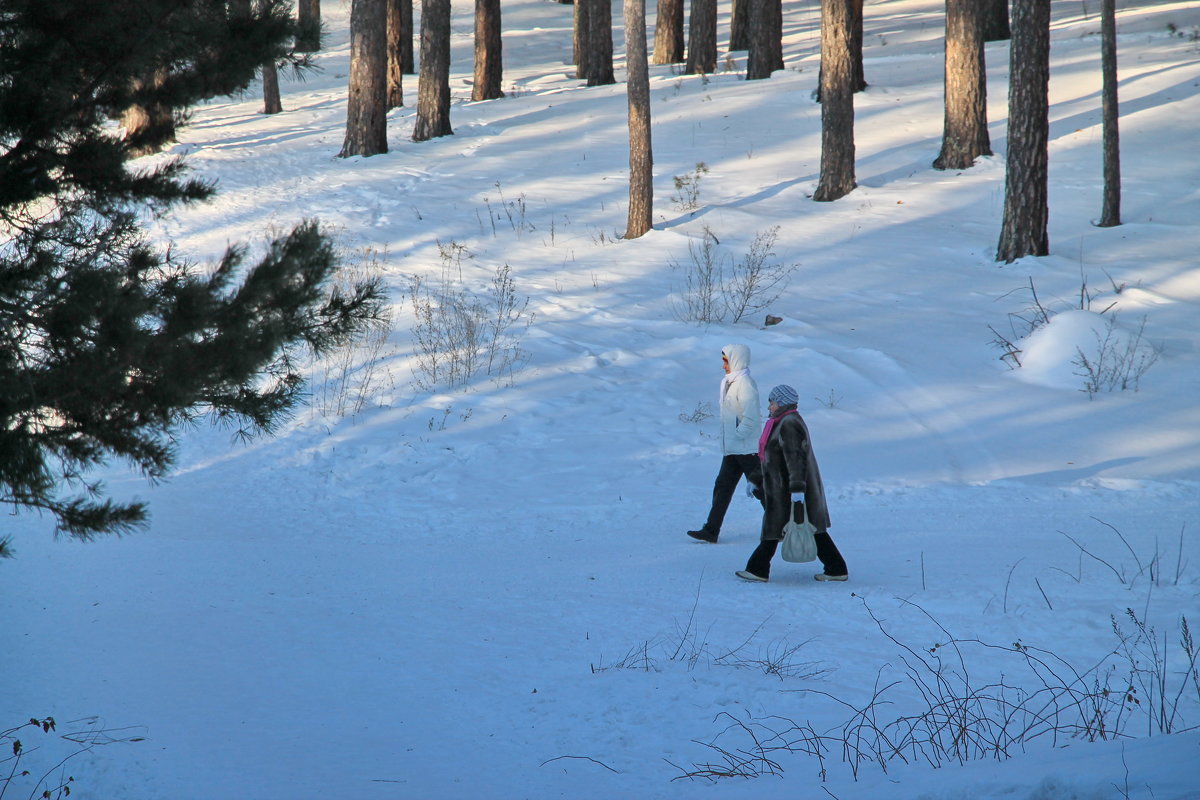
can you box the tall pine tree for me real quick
[0,0,383,556]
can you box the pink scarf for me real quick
[758,408,797,462]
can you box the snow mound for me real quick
[1015,309,1155,391]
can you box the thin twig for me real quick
[1035,578,1053,610]
[1003,558,1024,613]
[1090,516,1145,576]
[539,755,620,773]
[1175,523,1187,586]
[1059,530,1124,583]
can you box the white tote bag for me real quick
[780,503,818,563]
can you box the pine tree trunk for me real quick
[584,0,616,85]
[851,0,866,91]
[817,0,863,101]
[652,0,685,64]
[296,0,321,51]
[262,59,283,113]
[123,67,175,157]
[996,0,1050,261]
[473,0,505,100]
[413,0,453,140]
[769,0,784,70]
[251,0,282,114]
[387,0,404,108]
[814,0,856,201]
[933,0,991,170]
[685,0,717,75]
[341,0,389,156]
[1097,0,1120,227]
[747,0,783,79]
[625,0,654,239]
[575,0,591,76]
[401,0,415,73]
[982,0,1010,41]
[730,0,749,50]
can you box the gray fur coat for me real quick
[759,409,831,542]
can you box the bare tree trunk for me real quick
[747,0,783,79]
[296,0,321,52]
[996,0,1050,262]
[473,0,505,100]
[413,0,453,140]
[625,0,653,238]
[401,0,415,73]
[584,0,616,85]
[123,67,175,157]
[982,0,1010,41]
[817,0,863,100]
[685,0,717,75]
[387,0,404,108]
[730,0,749,50]
[933,0,991,169]
[262,59,283,113]
[575,0,591,76]
[851,0,866,91]
[814,0,856,201]
[1097,0,1120,227]
[769,0,784,70]
[252,0,283,114]
[652,0,685,64]
[341,0,389,156]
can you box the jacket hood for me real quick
[722,343,751,373]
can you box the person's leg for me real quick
[743,539,779,579]
[814,532,848,578]
[703,455,743,532]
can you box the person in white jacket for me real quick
[688,344,764,543]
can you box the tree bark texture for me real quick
[387,0,405,108]
[996,0,1050,261]
[473,0,505,100]
[982,0,1010,41]
[685,0,717,75]
[583,0,616,85]
[341,0,389,156]
[747,0,783,79]
[413,0,453,141]
[296,0,321,51]
[575,0,591,74]
[769,0,784,70]
[814,0,856,201]
[262,59,283,113]
[401,0,415,73]
[252,0,282,114]
[818,0,865,100]
[730,0,749,50]
[625,0,654,238]
[652,0,685,64]
[851,0,866,91]
[1098,0,1120,227]
[933,0,991,170]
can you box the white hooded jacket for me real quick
[719,344,761,456]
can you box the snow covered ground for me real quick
[4,0,1200,797]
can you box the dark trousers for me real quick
[745,532,847,579]
[704,454,763,532]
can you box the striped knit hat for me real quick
[768,384,799,406]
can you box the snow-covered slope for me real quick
[4,1,1199,798]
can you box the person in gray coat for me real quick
[735,384,848,583]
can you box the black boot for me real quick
[687,524,719,543]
